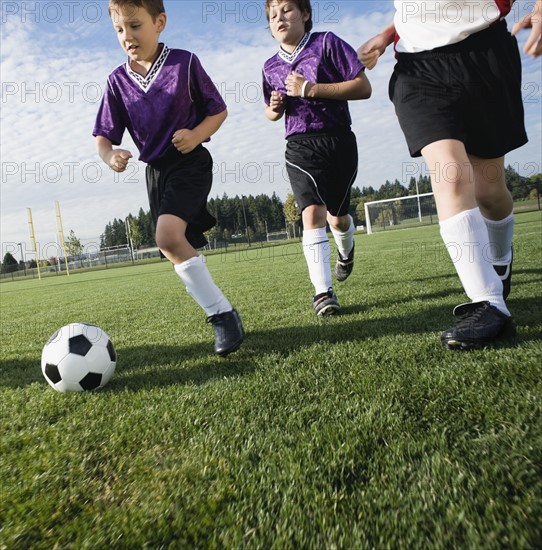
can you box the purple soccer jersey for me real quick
[93,45,226,163]
[262,32,364,138]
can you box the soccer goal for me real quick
[364,193,437,235]
[267,231,290,242]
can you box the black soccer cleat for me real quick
[313,288,340,316]
[493,247,513,300]
[440,301,516,351]
[206,309,244,357]
[335,243,355,282]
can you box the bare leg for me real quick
[155,214,197,265]
[421,140,507,312]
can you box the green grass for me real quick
[1,212,541,548]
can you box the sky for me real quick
[1,0,541,262]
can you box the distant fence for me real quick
[2,196,539,282]
[0,246,162,282]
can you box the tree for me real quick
[408,175,432,195]
[361,186,376,197]
[505,165,530,200]
[137,208,154,248]
[351,186,362,199]
[1,252,19,274]
[65,230,83,258]
[376,179,409,200]
[283,193,300,238]
[127,215,141,249]
[355,200,367,225]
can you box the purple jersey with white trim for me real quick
[93,45,226,163]
[262,32,364,138]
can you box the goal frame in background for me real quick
[364,193,436,235]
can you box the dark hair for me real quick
[109,0,165,21]
[264,0,313,32]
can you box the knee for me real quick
[303,205,327,229]
[329,214,351,232]
[475,185,512,210]
[155,231,181,255]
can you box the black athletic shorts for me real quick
[389,20,528,158]
[285,130,358,216]
[146,145,216,249]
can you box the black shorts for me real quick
[389,20,528,158]
[285,130,358,216]
[146,145,216,249]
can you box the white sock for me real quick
[303,227,332,295]
[330,215,355,258]
[174,255,232,316]
[482,212,514,265]
[439,207,509,316]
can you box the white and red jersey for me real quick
[394,0,515,52]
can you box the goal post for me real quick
[364,193,436,235]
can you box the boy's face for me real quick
[110,4,166,65]
[268,1,310,47]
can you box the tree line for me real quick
[2,166,539,273]
[98,183,432,250]
[98,166,540,249]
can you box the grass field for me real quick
[1,211,541,548]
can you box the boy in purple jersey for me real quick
[263,0,372,316]
[93,0,243,357]
[358,0,541,350]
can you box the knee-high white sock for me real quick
[303,227,332,295]
[174,255,232,316]
[330,215,355,258]
[439,207,509,316]
[482,212,514,264]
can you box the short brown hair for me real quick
[109,0,165,21]
[265,0,313,32]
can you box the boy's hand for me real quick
[172,129,200,154]
[511,0,542,58]
[285,72,311,97]
[357,34,389,70]
[269,90,286,113]
[106,149,133,173]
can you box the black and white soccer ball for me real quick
[41,323,117,392]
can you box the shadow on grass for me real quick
[3,296,540,391]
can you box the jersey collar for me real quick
[278,32,310,64]
[126,43,170,92]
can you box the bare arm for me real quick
[285,70,372,101]
[265,90,286,122]
[172,109,228,154]
[511,0,542,58]
[95,136,132,173]
[357,21,396,70]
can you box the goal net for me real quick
[267,231,290,242]
[364,193,437,235]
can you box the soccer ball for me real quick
[41,323,117,392]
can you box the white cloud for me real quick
[1,2,540,263]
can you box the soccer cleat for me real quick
[493,248,513,300]
[335,243,355,282]
[313,288,340,316]
[440,301,516,351]
[206,309,244,357]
